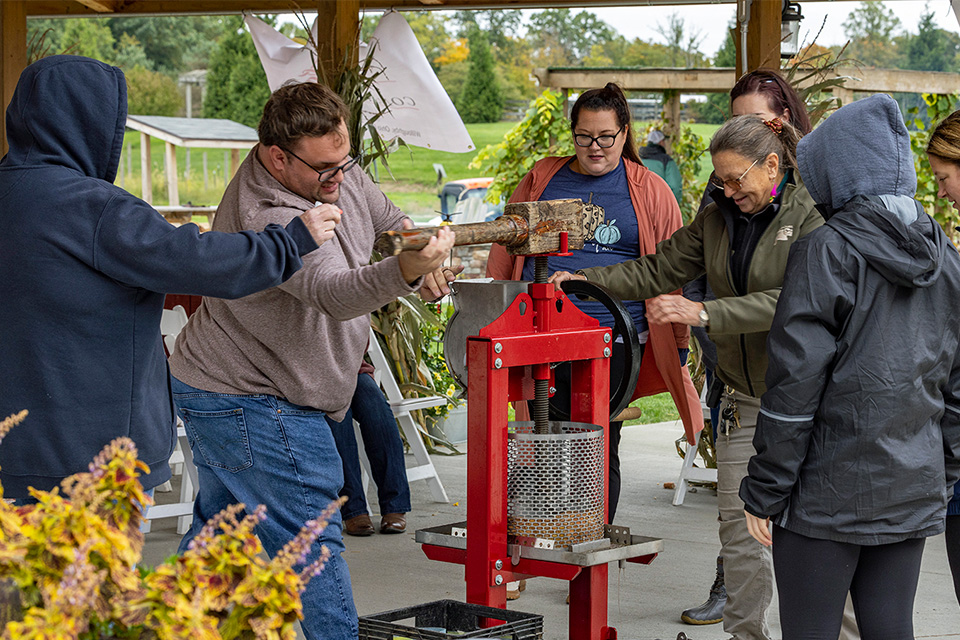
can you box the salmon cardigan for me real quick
[485,156,704,444]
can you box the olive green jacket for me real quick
[582,176,823,397]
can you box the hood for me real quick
[797,94,915,216]
[828,195,945,288]
[2,55,126,182]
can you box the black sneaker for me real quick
[680,557,726,625]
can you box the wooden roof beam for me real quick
[534,67,960,96]
[75,0,121,12]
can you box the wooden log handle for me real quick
[374,215,529,256]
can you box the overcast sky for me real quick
[336,1,960,60]
[577,1,960,58]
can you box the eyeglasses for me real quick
[709,158,759,192]
[283,147,361,182]
[573,126,624,149]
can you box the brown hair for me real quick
[730,68,812,135]
[927,110,960,165]
[570,82,643,166]
[709,115,801,171]
[257,81,350,150]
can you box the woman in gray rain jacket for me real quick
[741,94,960,640]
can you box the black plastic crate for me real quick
[358,599,544,640]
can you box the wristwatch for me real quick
[698,308,710,328]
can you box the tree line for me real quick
[24,2,960,127]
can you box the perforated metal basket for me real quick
[507,420,605,548]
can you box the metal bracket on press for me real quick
[604,524,631,546]
[451,526,467,539]
[509,535,555,565]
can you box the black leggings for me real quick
[772,525,925,640]
[947,515,960,605]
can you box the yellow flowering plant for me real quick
[0,411,342,640]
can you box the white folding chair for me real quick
[360,327,449,504]
[673,382,718,506]
[143,306,198,534]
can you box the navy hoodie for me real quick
[0,55,318,496]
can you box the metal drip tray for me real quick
[416,522,663,567]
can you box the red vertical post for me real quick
[465,337,510,608]
[568,355,611,640]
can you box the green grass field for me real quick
[117,121,721,220]
[626,392,681,425]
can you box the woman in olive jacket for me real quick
[552,115,823,640]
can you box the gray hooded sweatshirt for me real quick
[740,94,960,544]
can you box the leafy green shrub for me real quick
[125,65,183,116]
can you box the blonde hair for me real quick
[927,110,960,165]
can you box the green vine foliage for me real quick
[469,89,573,203]
[907,93,960,247]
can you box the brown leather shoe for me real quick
[379,513,406,534]
[506,579,526,600]
[344,514,375,537]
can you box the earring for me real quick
[769,183,778,203]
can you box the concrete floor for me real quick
[143,420,960,640]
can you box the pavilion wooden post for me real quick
[230,148,241,177]
[314,0,359,86]
[736,0,782,77]
[833,87,855,109]
[165,141,180,206]
[662,90,681,154]
[140,132,153,204]
[1,1,27,156]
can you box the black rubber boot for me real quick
[680,556,726,625]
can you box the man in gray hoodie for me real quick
[741,94,960,639]
[168,82,455,640]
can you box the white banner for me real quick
[244,13,474,153]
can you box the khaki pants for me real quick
[717,392,773,640]
[717,391,859,640]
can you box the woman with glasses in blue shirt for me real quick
[486,83,704,533]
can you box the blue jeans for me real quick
[170,377,357,640]
[326,373,411,519]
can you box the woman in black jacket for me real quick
[741,94,960,639]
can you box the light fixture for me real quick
[781,1,803,59]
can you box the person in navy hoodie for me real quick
[0,55,339,501]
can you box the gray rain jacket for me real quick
[740,94,960,545]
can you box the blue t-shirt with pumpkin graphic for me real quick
[521,158,648,341]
